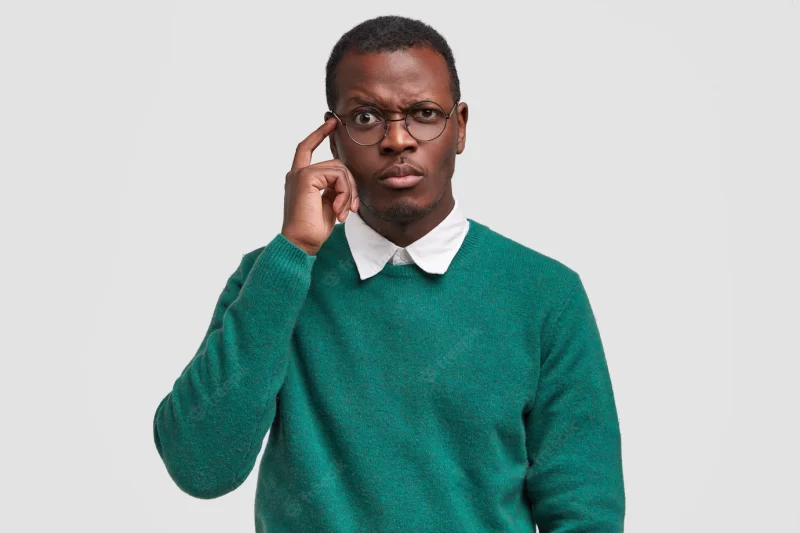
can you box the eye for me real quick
[410,107,444,122]
[350,108,382,126]
[356,112,375,124]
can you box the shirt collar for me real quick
[344,196,470,280]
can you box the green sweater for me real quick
[153,219,625,532]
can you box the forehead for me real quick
[334,47,451,109]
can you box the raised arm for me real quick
[525,274,626,532]
[153,233,316,499]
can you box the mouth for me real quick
[378,164,424,189]
[380,175,424,189]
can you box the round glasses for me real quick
[328,100,459,146]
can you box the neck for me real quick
[357,185,455,248]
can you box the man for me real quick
[153,15,625,533]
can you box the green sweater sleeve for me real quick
[153,233,317,499]
[525,274,626,532]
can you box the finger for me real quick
[308,166,351,221]
[342,165,359,212]
[291,117,338,172]
[320,187,341,226]
[313,162,358,215]
[334,168,354,221]
[321,187,337,212]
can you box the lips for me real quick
[380,175,424,189]
[379,164,424,180]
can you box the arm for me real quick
[153,233,316,499]
[525,274,625,532]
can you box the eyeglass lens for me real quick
[345,102,450,145]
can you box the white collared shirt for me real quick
[343,196,470,280]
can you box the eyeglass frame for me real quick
[326,100,460,146]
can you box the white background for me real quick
[1,1,798,531]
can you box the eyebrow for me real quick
[345,95,436,110]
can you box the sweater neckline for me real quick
[334,217,489,279]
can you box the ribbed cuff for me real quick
[241,233,317,297]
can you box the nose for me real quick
[379,117,418,154]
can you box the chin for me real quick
[375,195,441,224]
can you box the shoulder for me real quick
[466,220,584,326]
[473,220,581,292]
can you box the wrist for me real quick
[281,231,319,256]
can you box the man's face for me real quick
[328,47,467,224]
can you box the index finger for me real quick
[291,117,338,172]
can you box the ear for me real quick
[455,102,468,155]
[324,111,340,159]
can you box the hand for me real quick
[281,117,360,256]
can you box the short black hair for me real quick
[325,15,461,111]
